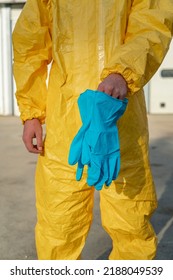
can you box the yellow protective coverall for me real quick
[13,0,173,260]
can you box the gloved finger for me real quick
[105,155,118,186]
[94,159,109,190]
[76,159,84,181]
[94,182,103,191]
[88,158,109,190]
[68,129,84,165]
[112,156,121,180]
[87,159,101,187]
[94,172,106,190]
[81,136,91,165]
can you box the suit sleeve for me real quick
[101,0,173,95]
[12,0,52,123]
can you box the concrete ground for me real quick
[0,114,173,260]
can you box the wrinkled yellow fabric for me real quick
[13,0,173,260]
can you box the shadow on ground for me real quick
[96,135,173,260]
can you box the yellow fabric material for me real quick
[13,0,173,259]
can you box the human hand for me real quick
[22,119,43,154]
[97,73,128,100]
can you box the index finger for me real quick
[23,135,42,154]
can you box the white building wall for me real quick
[11,4,23,116]
[0,7,3,114]
[149,40,173,114]
[0,5,13,115]
[0,1,25,117]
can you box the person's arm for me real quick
[12,0,52,153]
[12,0,52,123]
[99,0,173,96]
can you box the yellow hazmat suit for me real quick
[13,0,173,259]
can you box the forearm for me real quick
[12,0,52,123]
[101,0,173,95]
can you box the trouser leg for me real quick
[35,156,94,260]
[100,187,158,260]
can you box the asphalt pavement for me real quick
[0,114,173,260]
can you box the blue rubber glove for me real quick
[68,89,128,190]
[68,90,94,180]
[84,91,128,190]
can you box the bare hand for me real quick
[22,119,43,154]
[97,73,127,100]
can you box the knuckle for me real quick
[105,85,114,94]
